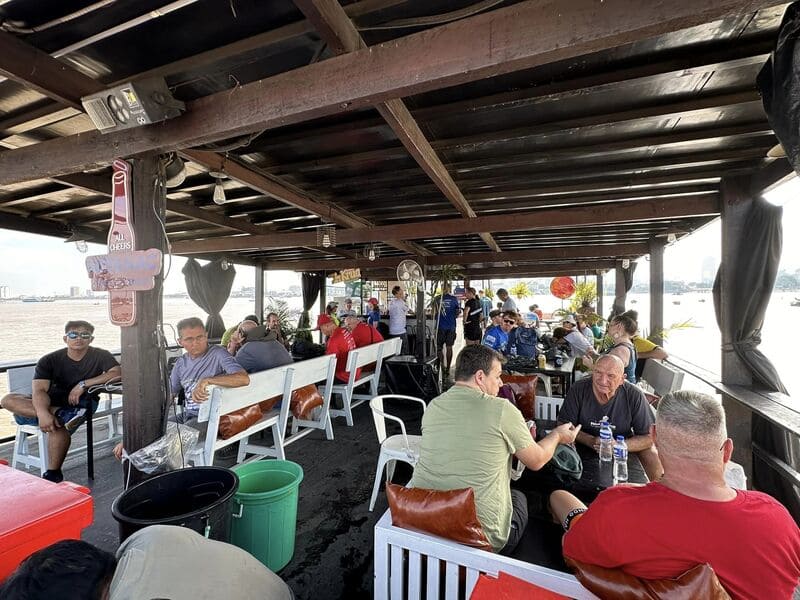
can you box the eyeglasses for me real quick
[180,334,207,343]
[66,332,92,340]
[503,319,516,325]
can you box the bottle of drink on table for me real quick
[613,435,628,482]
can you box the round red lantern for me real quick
[550,276,576,299]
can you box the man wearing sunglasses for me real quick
[0,320,120,482]
[482,311,518,355]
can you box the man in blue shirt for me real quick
[479,290,493,321]
[482,311,517,355]
[433,284,461,381]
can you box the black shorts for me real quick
[464,323,482,341]
[436,328,456,347]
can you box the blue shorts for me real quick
[14,396,99,431]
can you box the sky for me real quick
[1,177,799,297]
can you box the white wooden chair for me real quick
[324,338,400,427]
[374,509,597,599]
[368,394,427,511]
[639,360,684,400]
[535,395,564,420]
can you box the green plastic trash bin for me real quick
[230,460,304,572]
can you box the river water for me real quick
[1,292,797,437]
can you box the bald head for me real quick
[591,354,626,403]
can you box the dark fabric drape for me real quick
[182,258,236,339]
[712,198,798,521]
[757,2,800,176]
[610,262,637,319]
[297,272,323,342]
[712,199,787,393]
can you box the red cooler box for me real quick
[0,464,93,580]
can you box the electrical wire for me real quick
[357,0,507,31]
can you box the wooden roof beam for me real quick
[293,0,501,252]
[172,195,719,253]
[264,242,649,270]
[362,262,618,280]
[0,0,784,184]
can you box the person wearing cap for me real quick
[366,298,381,328]
[233,320,292,373]
[318,314,359,383]
[561,315,595,357]
[343,312,384,348]
[337,298,354,321]
[482,310,517,354]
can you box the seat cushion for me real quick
[218,404,263,439]
[290,384,323,420]
[385,483,492,551]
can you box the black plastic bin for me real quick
[111,467,239,543]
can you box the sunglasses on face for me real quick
[66,332,92,340]
[503,319,516,325]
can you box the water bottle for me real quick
[598,417,613,462]
[613,435,628,482]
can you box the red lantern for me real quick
[550,276,576,299]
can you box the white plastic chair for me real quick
[368,394,427,512]
[535,396,564,421]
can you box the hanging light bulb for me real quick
[220,259,230,271]
[368,247,376,261]
[75,240,88,253]
[621,259,631,269]
[667,233,677,243]
[213,177,226,205]
[322,231,331,247]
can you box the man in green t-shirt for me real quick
[411,345,580,554]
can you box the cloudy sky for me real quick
[2,177,799,297]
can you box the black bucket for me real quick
[111,467,239,543]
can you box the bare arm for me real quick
[192,371,250,403]
[623,433,653,452]
[638,346,668,360]
[607,344,631,366]
[68,365,122,404]
[516,423,581,471]
[31,379,53,416]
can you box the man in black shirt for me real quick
[0,320,120,482]
[462,287,483,346]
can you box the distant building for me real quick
[70,286,82,297]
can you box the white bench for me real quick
[325,337,402,427]
[7,365,123,474]
[374,510,597,599]
[193,354,337,465]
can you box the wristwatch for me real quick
[78,380,86,389]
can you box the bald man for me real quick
[551,391,800,599]
[557,354,662,480]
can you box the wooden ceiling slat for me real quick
[0,0,784,185]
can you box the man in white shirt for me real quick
[497,288,518,313]
[388,285,408,353]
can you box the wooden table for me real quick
[505,355,576,396]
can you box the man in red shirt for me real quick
[343,312,384,348]
[550,390,800,599]
[318,314,360,383]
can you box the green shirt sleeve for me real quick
[500,401,534,453]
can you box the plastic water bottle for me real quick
[598,417,613,462]
[613,435,628,482]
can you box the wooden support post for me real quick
[596,272,604,320]
[719,176,754,476]
[649,239,665,345]
[120,153,167,484]
[612,262,627,318]
[255,265,264,321]
[319,272,327,345]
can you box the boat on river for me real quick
[20,296,55,303]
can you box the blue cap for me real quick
[615,435,625,441]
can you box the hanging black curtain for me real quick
[712,198,799,521]
[757,2,800,177]
[182,258,236,339]
[610,262,637,319]
[297,272,323,342]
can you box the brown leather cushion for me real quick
[290,384,324,419]
[500,374,538,420]
[218,404,263,439]
[385,483,492,551]
[566,558,731,600]
[258,394,281,413]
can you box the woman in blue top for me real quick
[366,297,381,327]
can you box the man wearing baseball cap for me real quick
[317,314,360,383]
[561,315,594,357]
[366,298,381,328]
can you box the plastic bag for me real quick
[124,422,200,475]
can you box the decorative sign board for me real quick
[86,249,162,291]
[332,268,361,284]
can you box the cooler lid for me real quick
[0,465,93,552]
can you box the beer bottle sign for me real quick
[108,159,136,326]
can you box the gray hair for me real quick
[656,390,727,461]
